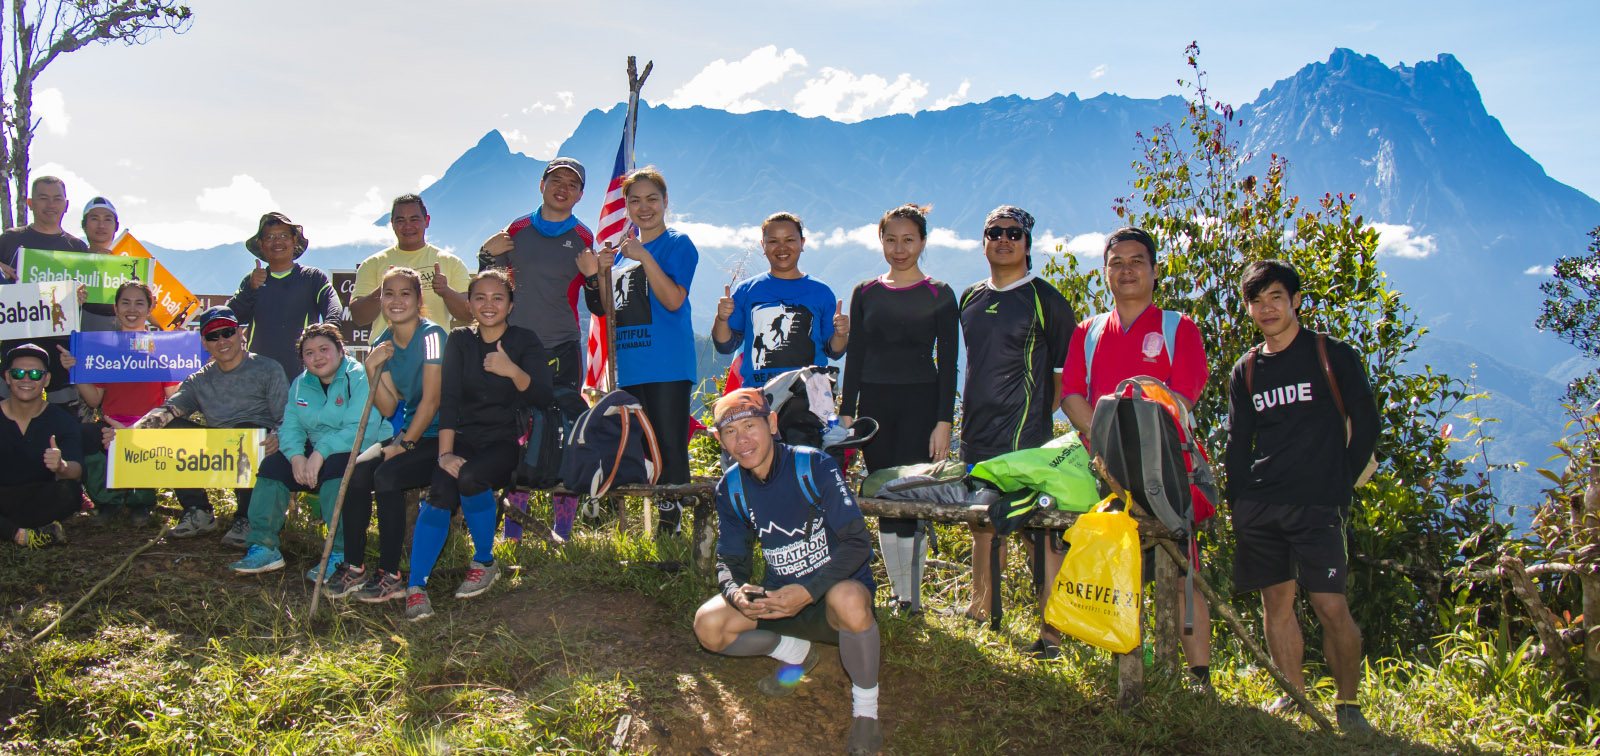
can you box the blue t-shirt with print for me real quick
[611,228,698,385]
[727,272,838,385]
[715,444,874,592]
[373,319,446,438]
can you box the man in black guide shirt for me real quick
[1225,260,1379,735]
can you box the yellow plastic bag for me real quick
[1044,497,1142,654]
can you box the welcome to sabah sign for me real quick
[107,427,265,489]
[0,280,79,339]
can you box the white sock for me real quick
[769,636,811,665]
[851,684,880,719]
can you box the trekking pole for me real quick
[308,369,381,621]
[30,525,172,644]
[1091,456,1335,734]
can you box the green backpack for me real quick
[968,430,1100,512]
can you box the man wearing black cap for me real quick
[227,212,342,380]
[128,307,287,541]
[477,157,592,392]
[0,344,83,548]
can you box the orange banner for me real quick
[110,231,202,331]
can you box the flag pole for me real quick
[600,56,652,391]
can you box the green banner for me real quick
[17,248,152,305]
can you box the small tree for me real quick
[1,0,192,227]
[1536,225,1600,405]
[1042,43,1502,654]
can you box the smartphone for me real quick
[742,589,768,601]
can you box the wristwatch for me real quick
[399,438,416,452]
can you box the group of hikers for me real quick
[0,158,1380,754]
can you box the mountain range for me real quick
[148,49,1599,512]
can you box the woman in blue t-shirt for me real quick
[579,166,699,534]
[323,266,447,604]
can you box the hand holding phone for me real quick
[742,588,768,601]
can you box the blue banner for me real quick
[69,330,206,384]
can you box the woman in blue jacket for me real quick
[228,323,384,577]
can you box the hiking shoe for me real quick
[1024,638,1061,661]
[1336,703,1375,736]
[454,560,500,599]
[1265,694,1297,715]
[16,522,67,548]
[305,551,345,582]
[219,518,250,548]
[229,545,285,574]
[404,587,434,621]
[168,508,217,539]
[321,564,367,599]
[846,716,883,756]
[356,570,406,603]
[894,600,924,620]
[757,645,820,698]
[129,511,153,528]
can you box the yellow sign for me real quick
[107,428,265,489]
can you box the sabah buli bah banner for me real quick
[107,427,265,489]
[0,280,79,339]
[17,248,152,305]
[68,330,205,384]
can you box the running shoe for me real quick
[846,716,883,756]
[229,545,285,574]
[321,564,367,599]
[355,570,406,603]
[305,551,345,582]
[168,508,217,539]
[404,587,433,621]
[454,560,500,599]
[16,522,67,548]
[1024,638,1061,661]
[219,518,250,548]
[1336,703,1375,736]
[758,645,820,698]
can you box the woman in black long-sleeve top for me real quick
[403,268,553,621]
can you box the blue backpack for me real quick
[725,446,821,529]
[1081,309,1184,390]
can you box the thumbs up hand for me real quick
[55,344,75,371]
[249,259,267,290]
[716,285,735,323]
[483,340,516,378]
[832,299,849,337]
[43,435,65,474]
[430,262,449,294]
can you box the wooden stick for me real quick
[31,526,171,643]
[308,368,381,620]
[1092,456,1335,733]
[856,495,1176,537]
[598,241,618,391]
[1500,555,1577,678]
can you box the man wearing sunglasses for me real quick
[0,344,83,548]
[957,206,1077,647]
[127,307,287,541]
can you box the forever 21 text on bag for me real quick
[560,389,663,499]
[1044,499,1143,654]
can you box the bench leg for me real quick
[691,493,716,575]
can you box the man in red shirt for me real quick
[1059,226,1214,688]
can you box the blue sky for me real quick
[26,0,1599,251]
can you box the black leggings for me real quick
[621,380,693,485]
[0,479,82,539]
[430,437,519,512]
[343,437,439,573]
[857,381,939,537]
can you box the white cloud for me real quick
[1372,223,1437,259]
[523,91,576,115]
[196,175,277,220]
[930,79,972,111]
[312,185,401,248]
[1033,229,1069,253]
[1064,232,1107,256]
[927,227,979,251]
[504,128,528,143]
[1524,264,1554,275]
[35,88,69,136]
[672,220,764,249]
[416,174,437,192]
[135,219,251,251]
[664,45,807,113]
[557,91,575,110]
[1090,64,1108,80]
[121,195,148,207]
[814,224,881,248]
[522,102,557,115]
[793,69,928,122]
[31,162,100,210]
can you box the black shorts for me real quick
[756,593,842,646]
[1232,499,1348,594]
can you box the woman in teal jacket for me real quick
[228,323,385,578]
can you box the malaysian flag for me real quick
[582,125,638,395]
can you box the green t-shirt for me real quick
[373,319,446,438]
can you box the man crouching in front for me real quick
[694,388,882,756]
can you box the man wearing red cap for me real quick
[692,388,883,756]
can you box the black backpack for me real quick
[560,389,663,498]
[515,386,589,489]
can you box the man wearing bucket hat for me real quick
[126,307,287,543]
[227,212,342,380]
[692,388,884,756]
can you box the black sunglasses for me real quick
[984,227,1026,241]
[204,327,238,342]
[7,368,45,380]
